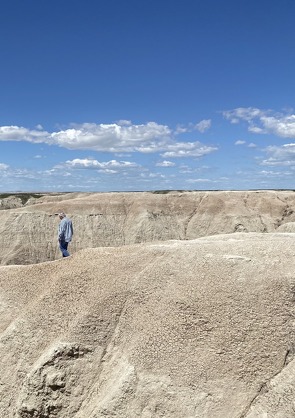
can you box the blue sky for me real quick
[1,0,295,192]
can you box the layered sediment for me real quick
[0,190,295,265]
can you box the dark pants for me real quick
[59,240,70,257]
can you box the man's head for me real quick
[55,212,66,219]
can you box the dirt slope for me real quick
[1,232,295,417]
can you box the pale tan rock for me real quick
[1,190,295,265]
[0,232,295,417]
[0,195,23,210]
[276,221,295,232]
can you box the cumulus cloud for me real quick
[0,122,171,150]
[98,169,118,174]
[115,120,132,126]
[223,107,263,123]
[195,119,211,133]
[51,122,173,151]
[161,142,217,158]
[140,172,166,179]
[156,160,176,167]
[261,143,295,166]
[64,158,140,170]
[0,121,217,158]
[260,115,295,138]
[175,125,189,134]
[0,163,9,170]
[235,140,257,147]
[223,107,295,139]
[175,119,211,134]
[0,126,49,142]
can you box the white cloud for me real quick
[186,178,215,183]
[0,122,171,150]
[248,126,264,134]
[64,158,139,170]
[175,124,189,134]
[52,122,174,152]
[0,126,49,142]
[260,115,295,138]
[115,120,132,126]
[261,143,295,166]
[156,160,176,167]
[223,107,295,139]
[0,167,39,179]
[178,164,210,173]
[235,140,256,147]
[224,107,263,123]
[98,169,118,174]
[140,172,166,179]
[0,163,9,170]
[259,170,292,176]
[195,119,211,133]
[114,153,132,157]
[161,142,217,158]
[175,119,211,134]
[0,121,217,158]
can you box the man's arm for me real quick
[58,219,66,241]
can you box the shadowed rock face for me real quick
[0,190,295,265]
[0,233,295,417]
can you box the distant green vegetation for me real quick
[151,190,187,194]
[0,193,44,205]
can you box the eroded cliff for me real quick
[1,190,295,265]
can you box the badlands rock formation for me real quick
[1,191,295,417]
[0,190,295,265]
[0,232,295,417]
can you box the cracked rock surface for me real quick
[1,232,295,417]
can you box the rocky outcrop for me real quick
[276,221,295,232]
[0,232,295,417]
[0,193,48,210]
[1,190,295,265]
[0,195,24,210]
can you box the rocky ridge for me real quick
[0,190,295,265]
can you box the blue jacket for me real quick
[58,217,73,242]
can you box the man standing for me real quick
[56,212,73,257]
